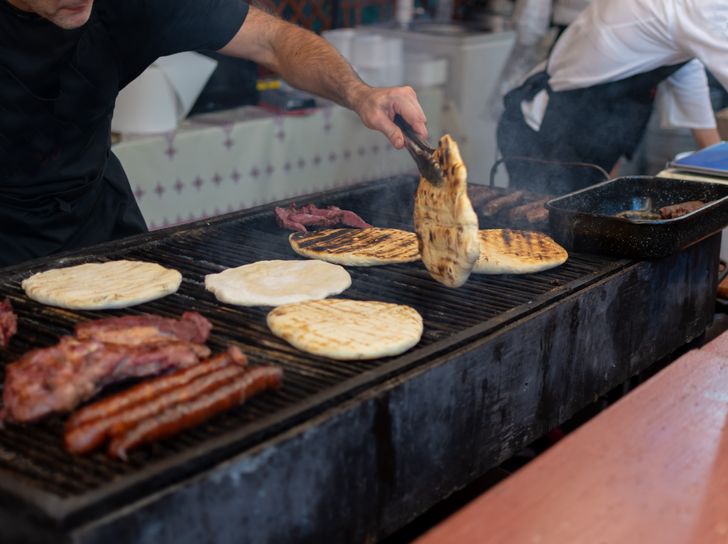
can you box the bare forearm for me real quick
[265,23,370,109]
[692,127,720,149]
[220,6,428,147]
[220,8,368,109]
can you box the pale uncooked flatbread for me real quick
[289,228,420,266]
[267,299,423,360]
[414,135,479,288]
[205,260,351,306]
[22,260,182,310]
[474,229,568,274]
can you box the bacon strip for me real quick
[0,298,17,349]
[66,346,246,429]
[75,311,212,345]
[3,338,211,423]
[108,366,283,460]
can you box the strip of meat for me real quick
[108,366,283,460]
[274,206,307,232]
[274,203,371,232]
[2,338,210,423]
[481,191,525,217]
[326,206,372,229]
[75,312,212,345]
[0,298,17,349]
[66,346,247,430]
[658,200,705,219]
[66,361,248,454]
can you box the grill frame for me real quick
[0,176,718,542]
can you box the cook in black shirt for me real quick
[0,0,429,267]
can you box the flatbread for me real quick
[22,260,182,310]
[267,299,423,360]
[289,228,419,266]
[474,229,568,274]
[204,260,351,306]
[414,134,479,288]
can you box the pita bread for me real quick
[267,299,423,360]
[289,228,419,266]
[22,260,182,310]
[414,135,479,288]
[205,260,351,306]
[474,229,568,274]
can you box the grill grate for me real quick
[0,177,626,515]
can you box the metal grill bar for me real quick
[0,176,626,520]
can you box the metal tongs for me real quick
[394,114,445,186]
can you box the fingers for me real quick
[355,85,429,148]
[392,86,428,140]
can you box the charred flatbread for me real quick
[414,135,479,287]
[267,299,423,360]
[289,228,419,266]
[205,260,351,306]
[474,229,568,274]
[22,260,182,310]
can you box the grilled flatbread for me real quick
[414,135,479,287]
[474,229,568,274]
[267,299,423,360]
[22,260,182,310]
[289,228,419,266]
[205,260,351,306]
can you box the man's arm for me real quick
[691,127,721,148]
[218,6,427,149]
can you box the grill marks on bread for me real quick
[289,228,419,266]
[267,299,423,360]
[414,135,480,288]
[474,229,568,274]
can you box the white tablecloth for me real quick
[112,87,446,230]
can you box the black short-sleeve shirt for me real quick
[0,0,249,188]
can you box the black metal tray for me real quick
[546,176,728,259]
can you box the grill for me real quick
[0,176,718,544]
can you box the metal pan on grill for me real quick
[546,176,728,259]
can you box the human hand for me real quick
[350,85,428,149]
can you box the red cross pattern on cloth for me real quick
[154,182,165,197]
[174,179,185,194]
[193,176,204,190]
[134,186,145,201]
[231,169,241,183]
[223,125,234,150]
[164,133,177,159]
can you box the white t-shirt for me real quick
[513,0,592,46]
[521,0,723,131]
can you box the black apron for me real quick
[0,152,147,268]
[0,3,147,268]
[496,62,688,195]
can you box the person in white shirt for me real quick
[491,0,592,120]
[496,0,723,194]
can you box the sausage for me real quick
[108,366,283,460]
[66,346,247,430]
[467,185,502,209]
[65,363,248,454]
[508,198,550,224]
[658,200,705,219]
[481,191,525,217]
